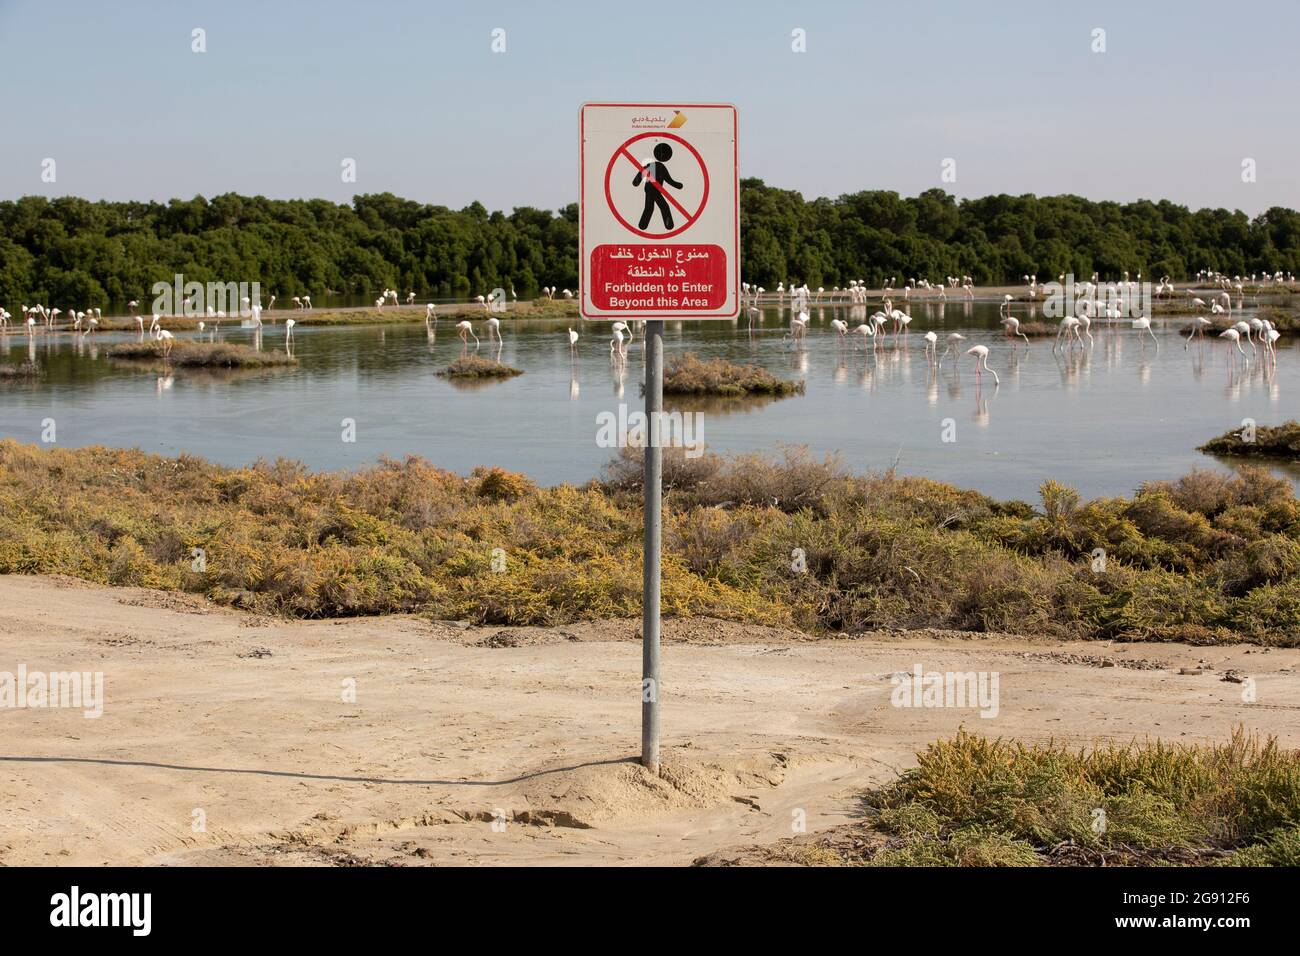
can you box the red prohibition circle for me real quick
[603,131,710,240]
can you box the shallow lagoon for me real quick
[2,300,1295,501]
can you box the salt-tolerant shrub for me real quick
[0,440,1296,642]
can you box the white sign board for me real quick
[579,102,739,320]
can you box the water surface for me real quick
[2,301,1294,501]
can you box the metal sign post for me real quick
[641,320,663,774]
[579,103,738,774]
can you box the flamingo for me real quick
[966,344,1000,385]
[923,330,938,361]
[851,323,875,348]
[830,318,848,339]
[784,311,809,344]
[1219,327,1245,358]
[285,318,296,343]
[610,328,627,361]
[1185,316,1212,349]
[456,320,479,348]
[939,332,965,366]
[154,327,174,354]
[567,327,579,351]
[486,316,502,343]
[1055,317,1082,351]
[1001,316,1030,346]
[1131,316,1158,348]
[425,303,437,326]
[1077,313,1095,346]
[870,311,889,335]
[1233,320,1256,355]
[1263,327,1281,357]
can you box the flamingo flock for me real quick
[730,272,1291,390]
[3,278,1290,404]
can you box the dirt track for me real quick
[1,574,1297,866]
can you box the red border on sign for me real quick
[580,102,739,320]
[603,132,710,240]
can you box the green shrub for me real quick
[0,440,1296,643]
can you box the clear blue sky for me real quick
[2,0,1295,215]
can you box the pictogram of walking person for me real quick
[633,142,683,231]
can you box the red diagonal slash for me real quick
[619,146,694,224]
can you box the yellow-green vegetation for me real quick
[661,353,804,397]
[107,341,297,367]
[437,356,523,379]
[1198,310,1297,333]
[0,441,1298,643]
[1256,305,1299,331]
[1201,421,1300,461]
[294,299,578,327]
[88,300,578,332]
[0,361,40,380]
[514,297,581,318]
[1015,321,1057,337]
[806,729,1300,866]
[1150,298,1204,315]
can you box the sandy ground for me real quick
[2,573,1298,867]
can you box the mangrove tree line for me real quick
[2,183,1297,307]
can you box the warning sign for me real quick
[580,103,738,319]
